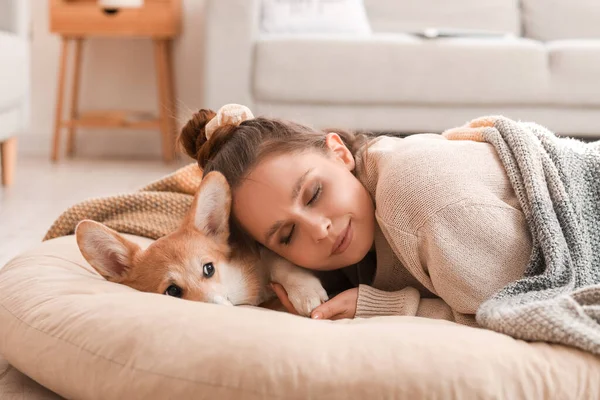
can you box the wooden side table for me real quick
[49,0,182,162]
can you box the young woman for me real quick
[178,104,532,326]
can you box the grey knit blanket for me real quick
[445,116,600,355]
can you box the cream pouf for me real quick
[0,235,599,400]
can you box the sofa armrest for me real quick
[0,0,15,33]
[0,0,28,37]
[203,0,261,110]
[0,0,30,134]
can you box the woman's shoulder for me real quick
[365,132,505,184]
[356,134,448,192]
[368,132,473,157]
[364,133,471,174]
[366,133,446,153]
[364,133,472,190]
[365,134,509,233]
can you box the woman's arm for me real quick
[355,201,532,323]
[417,202,532,315]
[305,284,459,322]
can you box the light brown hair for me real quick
[178,109,368,189]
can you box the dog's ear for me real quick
[187,171,231,243]
[75,220,141,281]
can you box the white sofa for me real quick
[204,0,600,138]
[0,0,29,186]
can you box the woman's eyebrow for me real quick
[291,168,313,201]
[265,221,283,243]
[264,168,314,243]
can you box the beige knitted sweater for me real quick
[353,134,533,326]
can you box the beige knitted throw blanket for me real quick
[44,163,203,241]
[444,116,600,355]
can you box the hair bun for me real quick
[178,109,216,164]
[205,104,255,140]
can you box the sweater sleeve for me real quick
[356,284,455,321]
[417,202,532,315]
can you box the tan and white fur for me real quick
[75,171,328,316]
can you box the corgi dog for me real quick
[75,171,328,316]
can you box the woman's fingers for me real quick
[311,288,358,320]
[311,301,335,320]
[312,302,348,320]
[270,283,299,315]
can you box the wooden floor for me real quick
[0,156,188,267]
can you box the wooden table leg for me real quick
[164,39,178,159]
[1,137,17,186]
[153,39,174,163]
[67,38,84,157]
[52,36,70,162]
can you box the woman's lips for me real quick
[331,220,353,256]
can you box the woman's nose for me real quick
[307,215,331,242]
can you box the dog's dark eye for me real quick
[203,262,215,278]
[164,284,183,298]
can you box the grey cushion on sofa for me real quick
[254,36,547,105]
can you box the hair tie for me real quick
[205,104,255,141]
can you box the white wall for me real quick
[24,0,207,159]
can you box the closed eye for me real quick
[280,183,322,246]
[280,225,295,245]
[308,183,322,206]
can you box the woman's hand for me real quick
[311,288,358,320]
[271,283,358,320]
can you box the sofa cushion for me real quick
[548,41,600,106]
[0,32,27,111]
[253,34,548,106]
[522,0,600,41]
[363,0,521,35]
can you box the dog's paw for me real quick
[284,280,329,317]
[266,253,329,317]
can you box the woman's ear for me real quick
[325,132,355,171]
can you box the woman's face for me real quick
[233,133,375,270]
